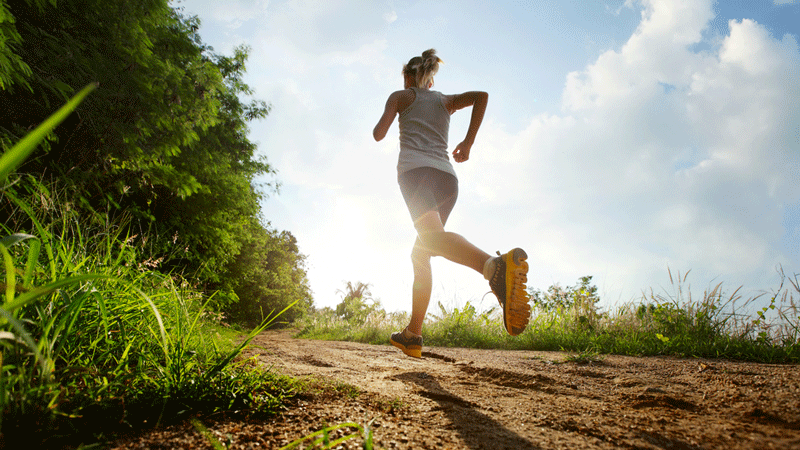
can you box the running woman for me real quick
[373,49,531,358]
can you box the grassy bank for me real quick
[0,86,303,447]
[0,183,302,447]
[297,273,800,364]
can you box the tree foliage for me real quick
[0,0,312,325]
[530,276,602,331]
[2,0,221,203]
[334,282,382,324]
[530,276,600,311]
[222,222,313,327]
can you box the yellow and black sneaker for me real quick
[488,248,531,336]
[390,329,423,358]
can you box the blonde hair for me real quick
[402,49,442,88]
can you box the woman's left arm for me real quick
[447,91,488,163]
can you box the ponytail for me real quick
[402,48,442,88]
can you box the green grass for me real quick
[297,272,800,364]
[0,88,301,447]
[0,181,301,446]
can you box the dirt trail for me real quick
[115,329,800,449]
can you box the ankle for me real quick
[483,256,497,280]
[404,327,422,338]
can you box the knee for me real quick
[415,230,442,249]
[411,246,431,271]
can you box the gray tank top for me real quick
[397,87,456,178]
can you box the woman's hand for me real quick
[452,140,472,163]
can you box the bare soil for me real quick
[113,329,800,449]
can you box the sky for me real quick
[173,0,800,315]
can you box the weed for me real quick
[191,419,228,450]
[562,348,605,365]
[280,418,377,450]
[387,397,406,410]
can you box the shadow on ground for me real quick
[394,371,540,450]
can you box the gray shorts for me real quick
[397,167,458,225]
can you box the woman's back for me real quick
[398,87,454,176]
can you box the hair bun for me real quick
[403,49,442,88]
[421,49,442,70]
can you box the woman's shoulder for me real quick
[391,88,416,113]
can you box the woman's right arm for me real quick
[374,89,416,141]
[373,91,401,141]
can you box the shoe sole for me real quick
[502,248,531,336]
[390,336,422,358]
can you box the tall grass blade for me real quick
[279,422,363,450]
[46,290,91,357]
[0,306,52,380]
[3,274,113,312]
[191,419,227,450]
[205,300,298,379]
[22,238,40,288]
[129,286,169,362]
[3,188,57,279]
[0,83,97,182]
[0,233,36,248]
[92,290,112,344]
[1,242,16,303]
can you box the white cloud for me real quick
[460,0,800,304]
[720,18,792,75]
[252,0,396,53]
[189,0,269,30]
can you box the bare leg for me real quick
[414,210,491,273]
[407,238,432,336]
[406,210,491,336]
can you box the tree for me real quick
[529,276,599,311]
[2,0,221,202]
[335,282,381,324]
[221,222,313,327]
[529,276,601,330]
[0,0,44,93]
[0,0,314,321]
[147,45,276,284]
